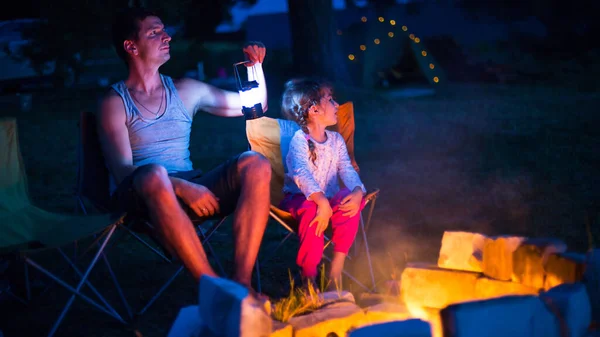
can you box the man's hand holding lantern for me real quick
[243,41,266,66]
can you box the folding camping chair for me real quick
[74,110,230,317]
[0,117,128,337]
[246,102,379,293]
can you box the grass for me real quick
[271,270,324,323]
[271,265,345,322]
[0,76,599,336]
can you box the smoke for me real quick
[345,94,540,289]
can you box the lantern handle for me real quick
[233,61,258,91]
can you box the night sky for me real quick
[0,0,40,20]
[0,0,351,27]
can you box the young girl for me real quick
[280,78,366,289]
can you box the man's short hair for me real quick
[111,7,158,65]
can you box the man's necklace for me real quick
[129,84,164,116]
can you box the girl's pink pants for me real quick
[279,188,365,278]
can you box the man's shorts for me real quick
[110,154,242,222]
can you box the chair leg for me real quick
[321,254,372,292]
[24,260,31,302]
[201,237,226,276]
[138,265,185,316]
[25,225,126,337]
[116,217,228,317]
[364,197,377,234]
[56,248,122,319]
[0,258,27,305]
[78,231,109,260]
[346,198,377,292]
[254,261,261,294]
[35,226,132,315]
[36,240,108,299]
[319,217,377,293]
[259,232,294,265]
[75,196,88,215]
[135,218,229,316]
[130,217,229,316]
[359,217,377,292]
[101,254,133,320]
[0,285,27,305]
[123,226,172,263]
[198,218,228,276]
[354,198,376,255]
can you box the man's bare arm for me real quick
[176,63,268,118]
[97,92,137,186]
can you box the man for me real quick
[97,7,271,292]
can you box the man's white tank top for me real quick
[110,74,194,175]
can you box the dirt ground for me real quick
[1,81,599,336]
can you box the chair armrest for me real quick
[365,188,380,203]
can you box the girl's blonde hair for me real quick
[281,78,332,164]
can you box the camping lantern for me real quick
[233,61,264,120]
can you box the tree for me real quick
[286,0,399,85]
[287,0,351,83]
[138,0,257,42]
[10,0,257,87]
[9,0,124,87]
[288,0,600,86]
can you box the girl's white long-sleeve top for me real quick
[283,129,366,199]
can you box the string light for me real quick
[344,13,444,84]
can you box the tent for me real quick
[337,16,446,91]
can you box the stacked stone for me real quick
[396,231,599,337]
[166,240,600,337]
[168,276,431,337]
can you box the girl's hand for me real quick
[310,198,332,237]
[338,189,364,217]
